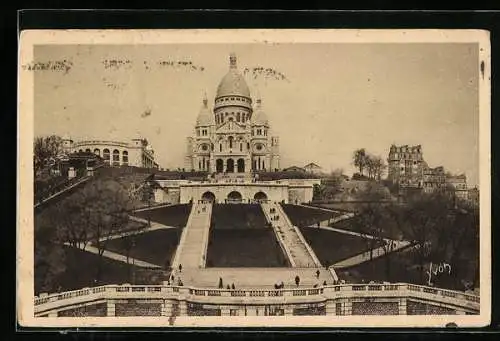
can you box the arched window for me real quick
[229,136,233,149]
[103,149,110,163]
[237,158,245,173]
[240,143,243,152]
[237,112,240,122]
[94,148,100,156]
[85,148,91,153]
[216,159,223,173]
[219,143,222,152]
[112,149,120,166]
[122,151,128,165]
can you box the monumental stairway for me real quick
[171,202,212,270]
[261,202,322,268]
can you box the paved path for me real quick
[171,202,212,269]
[171,267,335,289]
[132,203,174,213]
[262,202,321,268]
[35,176,91,208]
[98,217,178,243]
[63,243,161,268]
[302,224,412,269]
[299,204,355,222]
[307,225,380,240]
[331,240,411,268]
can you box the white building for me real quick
[185,53,280,173]
[62,136,159,169]
[303,163,323,175]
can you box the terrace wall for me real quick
[34,283,479,318]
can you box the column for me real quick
[210,155,215,173]
[179,300,188,316]
[107,300,116,317]
[161,299,173,317]
[344,300,352,316]
[245,157,251,173]
[265,155,271,172]
[398,297,407,315]
[221,307,230,316]
[325,300,336,316]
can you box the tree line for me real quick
[35,177,147,294]
[353,148,387,181]
[34,135,64,175]
[347,184,479,291]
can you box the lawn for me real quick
[331,215,403,240]
[211,204,268,230]
[299,227,384,266]
[206,229,289,267]
[105,228,183,268]
[35,245,163,295]
[132,204,192,227]
[336,247,478,292]
[281,204,342,226]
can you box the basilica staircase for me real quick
[261,202,322,268]
[171,202,212,270]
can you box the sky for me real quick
[34,43,480,186]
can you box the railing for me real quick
[34,174,90,207]
[35,282,480,317]
[169,203,198,270]
[260,202,296,267]
[275,204,323,268]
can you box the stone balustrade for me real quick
[34,282,480,317]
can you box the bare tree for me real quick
[34,210,67,293]
[82,179,132,283]
[371,155,387,181]
[403,193,450,284]
[43,177,133,284]
[34,135,64,175]
[353,149,367,176]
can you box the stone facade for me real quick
[185,54,280,174]
[62,137,158,169]
[423,166,446,193]
[468,187,479,206]
[388,145,470,200]
[152,178,319,204]
[446,174,468,201]
[387,144,424,189]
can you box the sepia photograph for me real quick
[17,29,491,328]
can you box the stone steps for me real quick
[172,203,212,269]
[263,202,320,268]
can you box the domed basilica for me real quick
[185,53,280,174]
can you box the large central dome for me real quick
[216,53,251,98]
